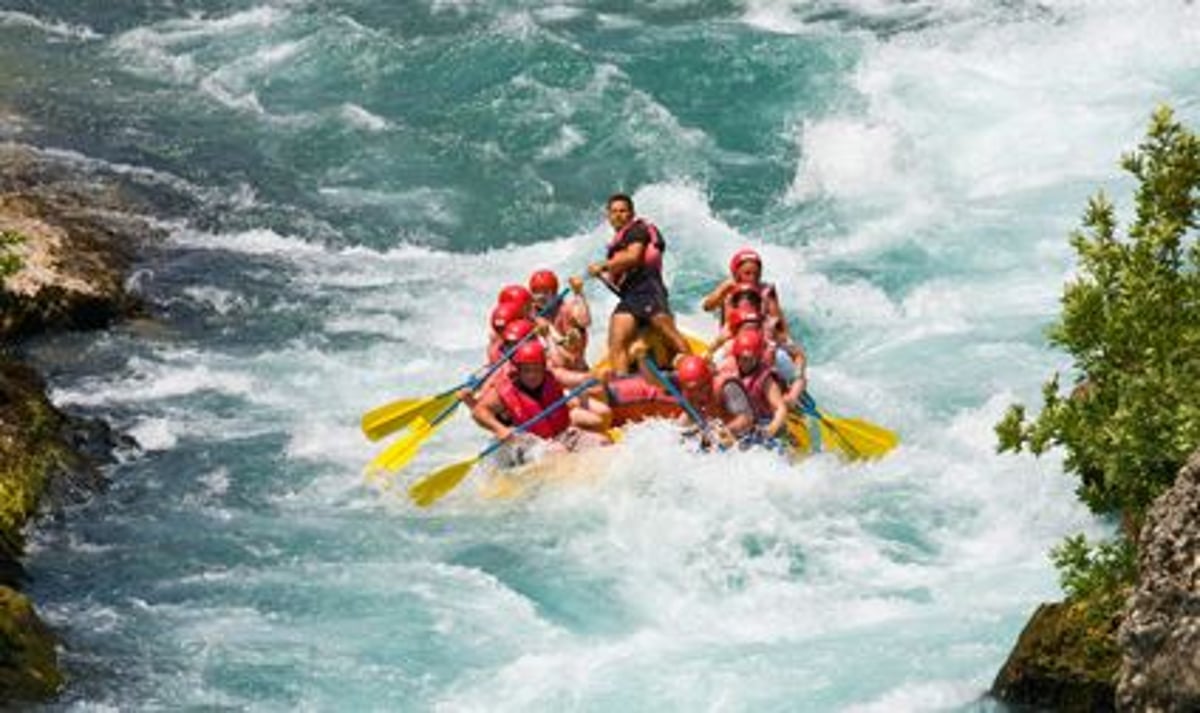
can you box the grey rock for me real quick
[1117,450,1200,712]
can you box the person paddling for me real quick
[674,355,756,447]
[719,329,788,440]
[588,193,692,375]
[470,340,609,466]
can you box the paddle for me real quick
[407,377,600,507]
[794,392,898,460]
[360,286,571,441]
[642,356,708,431]
[365,396,460,478]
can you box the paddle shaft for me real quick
[478,377,599,459]
[463,286,572,391]
[643,356,708,431]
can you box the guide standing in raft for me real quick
[588,193,692,375]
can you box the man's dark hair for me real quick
[607,193,634,211]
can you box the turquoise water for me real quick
[3,1,1199,709]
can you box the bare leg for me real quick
[569,398,612,432]
[648,312,693,362]
[607,312,639,375]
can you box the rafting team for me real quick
[464,193,809,465]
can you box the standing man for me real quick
[588,193,692,375]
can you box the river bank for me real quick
[0,140,159,700]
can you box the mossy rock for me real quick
[992,600,1120,711]
[0,586,61,700]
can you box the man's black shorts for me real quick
[613,280,670,326]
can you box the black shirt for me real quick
[608,221,664,297]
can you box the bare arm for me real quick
[567,293,590,330]
[470,389,513,441]
[606,241,645,277]
[701,279,736,313]
[763,378,788,438]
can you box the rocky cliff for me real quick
[993,450,1200,712]
[0,141,158,700]
[1117,450,1200,711]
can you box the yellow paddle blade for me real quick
[365,418,438,478]
[785,413,813,454]
[681,329,711,358]
[822,416,898,458]
[408,456,480,508]
[361,391,458,441]
[816,417,861,459]
[833,417,899,452]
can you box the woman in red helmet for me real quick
[470,340,609,465]
[528,269,592,372]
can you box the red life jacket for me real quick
[606,218,665,283]
[686,375,738,423]
[722,282,783,339]
[487,339,504,364]
[716,359,779,421]
[497,372,571,440]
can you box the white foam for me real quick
[842,678,985,713]
[339,103,390,132]
[0,10,102,40]
[52,357,256,407]
[791,117,907,202]
[182,286,252,315]
[536,124,586,160]
[128,418,178,451]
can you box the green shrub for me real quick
[997,106,1200,603]
[997,105,1200,518]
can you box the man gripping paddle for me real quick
[470,340,609,467]
[588,193,692,375]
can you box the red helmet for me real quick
[729,248,762,278]
[731,328,766,359]
[497,284,533,313]
[503,319,535,344]
[512,339,546,366]
[491,302,523,333]
[727,306,763,333]
[676,356,712,388]
[528,269,559,294]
